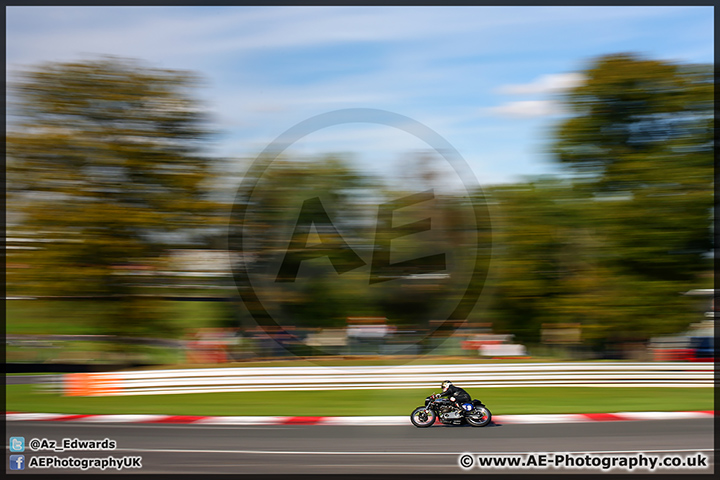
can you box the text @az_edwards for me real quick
[27,437,116,452]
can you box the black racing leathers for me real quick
[438,385,471,405]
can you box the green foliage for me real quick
[6,384,712,416]
[552,53,713,280]
[6,56,225,337]
[5,52,711,355]
[234,153,482,329]
[483,53,712,348]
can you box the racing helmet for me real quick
[442,380,453,392]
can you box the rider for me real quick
[436,380,472,412]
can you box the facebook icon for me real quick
[10,455,25,470]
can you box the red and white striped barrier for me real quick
[5,410,714,425]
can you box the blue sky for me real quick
[6,6,714,188]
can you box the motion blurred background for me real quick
[5,6,714,371]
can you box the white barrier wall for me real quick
[62,362,715,396]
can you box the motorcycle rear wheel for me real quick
[410,406,436,428]
[466,406,492,427]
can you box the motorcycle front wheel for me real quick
[466,406,492,427]
[410,406,436,428]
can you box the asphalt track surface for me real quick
[5,418,714,475]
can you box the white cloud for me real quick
[486,72,584,118]
[496,73,586,96]
[486,100,561,118]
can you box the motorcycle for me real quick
[410,393,491,427]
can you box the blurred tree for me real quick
[484,179,595,344]
[485,178,701,350]
[232,155,377,329]
[552,53,713,282]
[231,153,484,330]
[6,56,225,337]
[482,53,715,352]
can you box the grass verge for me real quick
[6,384,713,417]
